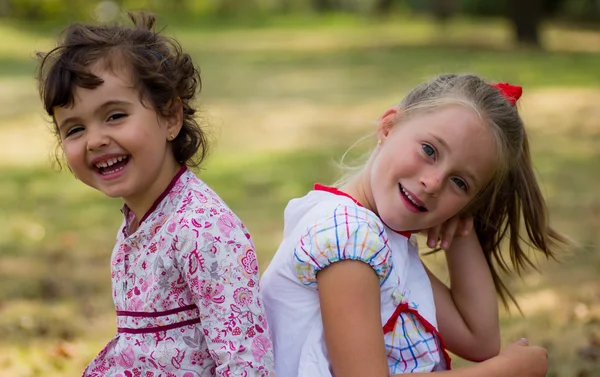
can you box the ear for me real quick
[165,97,184,141]
[376,106,401,144]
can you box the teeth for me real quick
[401,186,422,208]
[102,165,125,175]
[95,156,126,169]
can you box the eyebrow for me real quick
[429,133,480,188]
[58,100,133,130]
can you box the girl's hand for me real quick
[420,215,474,251]
[496,339,548,377]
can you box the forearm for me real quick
[445,232,499,352]
[426,231,499,360]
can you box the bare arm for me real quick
[425,230,500,361]
[318,259,532,377]
[318,260,389,377]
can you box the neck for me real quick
[125,157,182,222]
[341,171,378,216]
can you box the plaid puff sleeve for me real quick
[293,204,391,288]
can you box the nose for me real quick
[86,126,110,151]
[420,170,444,195]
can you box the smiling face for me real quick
[53,64,182,217]
[364,104,498,232]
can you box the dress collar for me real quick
[121,165,188,233]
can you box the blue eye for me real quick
[451,177,468,191]
[422,144,435,158]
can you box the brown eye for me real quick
[66,126,84,137]
[107,113,127,122]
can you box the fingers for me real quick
[440,217,459,250]
[517,338,529,346]
[425,215,474,250]
[459,216,474,236]
[427,224,442,248]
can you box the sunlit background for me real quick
[0,0,599,376]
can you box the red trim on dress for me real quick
[313,183,411,239]
[315,185,450,369]
[117,318,201,334]
[117,304,200,334]
[383,302,453,369]
[314,183,362,206]
[116,304,197,318]
[139,165,188,224]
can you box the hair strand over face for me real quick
[341,73,570,308]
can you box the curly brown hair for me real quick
[36,11,209,167]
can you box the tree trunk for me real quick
[278,0,292,13]
[432,0,458,24]
[313,0,336,12]
[508,0,542,47]
[375,0,394,14]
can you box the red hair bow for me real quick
[491,82,522,105]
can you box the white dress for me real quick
[261,184,450,376]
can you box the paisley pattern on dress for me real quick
[83,167,275,377]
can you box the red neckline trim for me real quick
[139,165,187,224]
[314,183,411,239]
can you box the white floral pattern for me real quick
[83,167,275,377]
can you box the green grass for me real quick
[0,14,599,377]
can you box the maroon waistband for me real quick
[116,304,197,317]
[116,304,200,334]
[117,318,200,334]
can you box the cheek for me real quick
[439,194,471,216]
[389,148,421,176]
[62,143,82,164]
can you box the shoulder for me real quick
[313,201,385,233]
[168,173,253,249]
[293,202,392,286]
[297,199,387,246]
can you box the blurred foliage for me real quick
[0,8,599,377]
[0,0,598,22]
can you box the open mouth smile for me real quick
[92,154,130,176]
[399,184,428,213]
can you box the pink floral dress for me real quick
[83,167,275,377]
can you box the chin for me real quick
[103,192,125,199]
[379,212,408,231]
[385,214,427,233]
[96,186,130,199]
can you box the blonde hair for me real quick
[337,73,568,307]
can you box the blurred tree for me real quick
[312,0,339,11]
[375,0,395,13]
[169,0,189,13]
[0,0,9,16]
[460,0,505,16]
[278,0,293,12]
[508,0,542,47]
[215,0,240,15]
[561,0,600,22]
[432,0,458,24]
